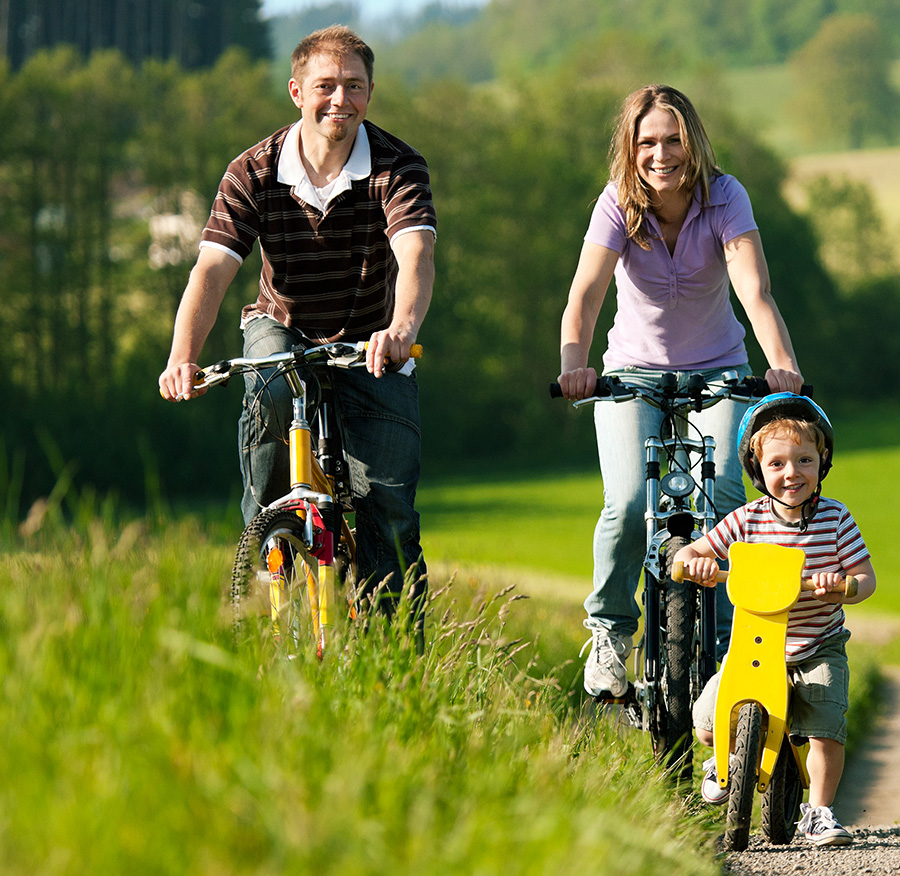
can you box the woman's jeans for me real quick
[238,317,426,616]
[585,364,753,658]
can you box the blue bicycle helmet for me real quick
[737,393,834,496]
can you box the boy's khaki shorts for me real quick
[692,628,851,744]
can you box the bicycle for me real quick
[189,339,421,659]
[550,370,778,781]
[673,541,857,850]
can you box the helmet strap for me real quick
[767,483,822,532]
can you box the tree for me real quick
[788,13,900,150]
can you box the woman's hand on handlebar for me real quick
[764,368,804,394]
[159,362,207,402]
[557,367,598,400]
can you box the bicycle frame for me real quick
[714,541,810,794]
[642,428,719,694]
[200,341,378,657]
[673,544,857,849]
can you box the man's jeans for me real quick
[238,317,426,614]
[585,364,753,658]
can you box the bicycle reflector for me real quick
[660,471,695,499]
[267,548,285,574]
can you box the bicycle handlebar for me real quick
[190,341,423,391]
[548,372,812,410]
[671,561,859,598]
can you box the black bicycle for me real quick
[551,371,776,781]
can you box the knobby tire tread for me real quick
[761,742,803,844]
[231,508,315,651]
[725,703,762,852]
[662,535,694,783]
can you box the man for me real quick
[159,26,436,623]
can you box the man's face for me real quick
[289,51,373,145]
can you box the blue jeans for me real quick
[238,318,426,615]
[585,364,752,656]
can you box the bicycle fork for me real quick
[276,373,338,656]
[638,431,719,726]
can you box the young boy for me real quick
[675,393,876,847]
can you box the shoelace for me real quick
[579,627,627,674]
[799,806,841,834]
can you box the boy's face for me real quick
[757,431,821,517]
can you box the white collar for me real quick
[277,121,371,210]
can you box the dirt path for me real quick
[836,664,900,828]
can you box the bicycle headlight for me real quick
[661,471,695,499]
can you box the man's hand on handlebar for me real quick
[159,362,206,402]
[764,368,804,394]
[557,367,598,400]
[365,328,416,378]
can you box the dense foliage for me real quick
[2,16,900,516]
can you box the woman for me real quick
[557,85,803,698]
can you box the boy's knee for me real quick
[695,726,714,747]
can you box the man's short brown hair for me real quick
[291,25,375,84]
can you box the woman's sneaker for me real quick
[581,623,631,697]
[797,804,853,846]
[700,755,730,805]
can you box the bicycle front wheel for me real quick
[661,535,695,784]
[232,508,329,656]
[761,741,803,844]
[724,703,762,852]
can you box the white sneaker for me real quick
[581,623,631,697]
[798,803,853,846]
[700,755,730,805]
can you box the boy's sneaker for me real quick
[798,803,854,846]
[581,623,631,697]
[700,755,730,805]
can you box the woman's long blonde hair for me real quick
[609,85,721,250]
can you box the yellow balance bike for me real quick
[674,541,857,851]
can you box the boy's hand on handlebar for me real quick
[557,367,598,400]
[809,571,850,603]
[159,363,206,401]
[764,368,804,394]
[681,557,720,588]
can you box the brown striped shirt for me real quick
[200,121,436,342]
[706,497,870,662]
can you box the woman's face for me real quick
[634,107,688,202]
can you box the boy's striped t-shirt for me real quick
[706,496,870,662]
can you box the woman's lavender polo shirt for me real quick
[585,175,757,372]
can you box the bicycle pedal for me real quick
[592,682,636,705]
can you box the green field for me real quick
[420,445,900,617]
[0,513,725,876]
[1,407,896,872]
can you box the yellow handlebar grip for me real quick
[409,344,423,359]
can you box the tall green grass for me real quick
[0,514,722,875]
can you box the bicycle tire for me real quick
[724,703,762,852]
[232,508,325,655]
[761,742,803,844]
[661,535,695,783]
